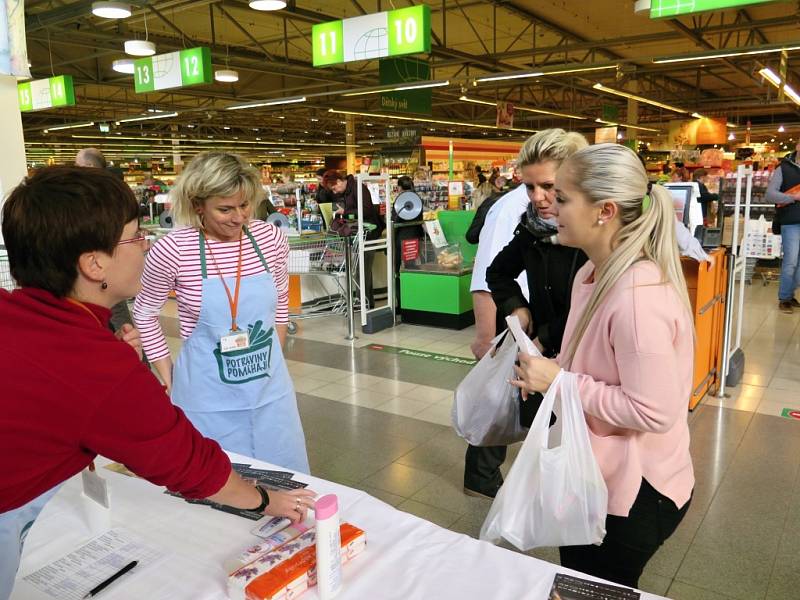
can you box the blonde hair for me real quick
[517,128,588,168]
[170,152,263,228]
[561,143,692,365]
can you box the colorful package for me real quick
[225,519,313,575]
[227,523,366,600]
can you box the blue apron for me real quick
[171,227,309,474]
[0,485,61,599]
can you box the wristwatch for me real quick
[248,484,270,512]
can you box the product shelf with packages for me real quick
[0,245,16,291]
[286,228,367,334]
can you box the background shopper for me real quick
[513,144,694,588]
[322,169,385,308]
[463,129,587,499]
[133,152,309,473]
[766,140,800,313]
[0,167,315,599]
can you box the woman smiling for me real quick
[133,152,309,473]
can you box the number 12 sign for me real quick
[313,5,431,67]
[133,47,212,93]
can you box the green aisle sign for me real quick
[313,5,431,67]
[18,75,76,112]
[133,47,212,93]
[650,0,773,18]
[379,57,432,115]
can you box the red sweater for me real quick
[0,288,231,513]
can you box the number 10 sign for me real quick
[133,47,212,93]
[313,5,431,67]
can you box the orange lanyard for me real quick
[205,230,244,332]
[65,298,104,328]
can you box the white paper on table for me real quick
[19,528,166,600]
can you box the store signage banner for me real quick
[668,117,727,147]
[312,5,431,67]
[386,127,419,142]
[18,75,75,112]
[602,104,619,122]
[379,57,432,115]
[649,0,772,19]
[133,47,212,93]
[496,102,515,129]
[595,126,618,144]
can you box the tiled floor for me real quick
[157,281,800,599]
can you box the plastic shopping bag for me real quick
[480,370,608,550]
[451,330,527,446]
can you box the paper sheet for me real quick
[21,528,165,600]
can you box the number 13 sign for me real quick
[313,5,431,67]
[133,47,212,93]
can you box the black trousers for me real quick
[463,444,507,492]
[559,479,691,589]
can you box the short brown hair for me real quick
[322,169,344,189]
[2,166,139,297]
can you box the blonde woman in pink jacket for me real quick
[513,143,694,588]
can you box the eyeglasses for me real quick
[117,229,153,249]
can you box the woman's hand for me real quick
[512,307,534,336]
[510,353,560,398]
[265,488,318,524]
[115,323,143,361]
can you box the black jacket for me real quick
[777,152,800,226]
[486,222,587,358]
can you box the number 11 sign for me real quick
[133,47,212,93]
[313,5,431,67]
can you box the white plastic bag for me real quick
[451,330,527,446]
[480,370,608,550]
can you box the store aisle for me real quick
[156,282,800,600]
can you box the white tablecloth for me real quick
[13,454,669,600]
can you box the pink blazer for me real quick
[558,260,695,517]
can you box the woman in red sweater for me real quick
[0,167,314,599]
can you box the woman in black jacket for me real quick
[485,133,588,426]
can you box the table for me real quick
[13,455,669,600]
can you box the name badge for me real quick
[220,329,250,354]
[81,468,111,508]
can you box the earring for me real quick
[101,281,108,290]
[597,219,604,226]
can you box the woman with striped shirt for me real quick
[133,152,309,473]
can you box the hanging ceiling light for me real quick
[112,58,134,74]
[92,2,131,19]
[249,0,287,10]
[215,69,239,83]
[728,132,736,140]
[124,40,156,56]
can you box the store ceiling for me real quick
[23,0,800,164]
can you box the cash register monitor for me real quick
[664,185,693,227]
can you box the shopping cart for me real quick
[286,230,364,334]
[0,245,16,291]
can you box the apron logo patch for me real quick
[213,320,274,384]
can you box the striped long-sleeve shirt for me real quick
[133,220,289,362]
